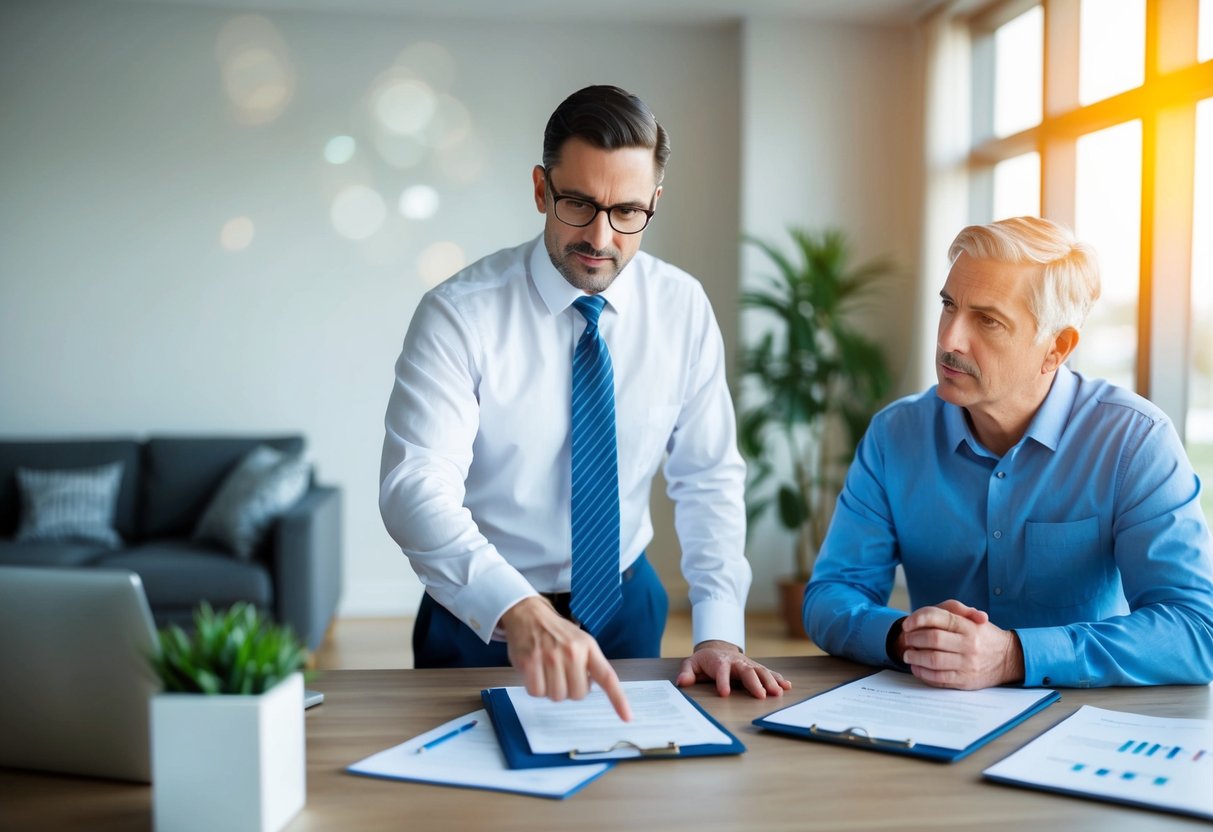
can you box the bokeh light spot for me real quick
[220,216,255,252]
[215,16,295,125]
[399,185,440,220]
[324,135,357,164]
[331,185,387,241]
[373,76,437,136]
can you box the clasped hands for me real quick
[894,599,1025,689]
[500,596,791,721]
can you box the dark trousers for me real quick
[412,554,668,668]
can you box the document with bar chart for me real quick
[983,705,1213,821]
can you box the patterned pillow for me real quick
[193,445,310,559]
[15,462,125,548]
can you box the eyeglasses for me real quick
[543,167,656,234]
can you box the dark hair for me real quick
[542,85,671,183]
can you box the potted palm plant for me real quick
[149,602,309,832]
[739,228,897,636]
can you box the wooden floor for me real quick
[313,610,826,671]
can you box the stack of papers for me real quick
[347,679,744,798]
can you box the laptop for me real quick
[0,567,160,782]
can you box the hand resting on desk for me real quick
[675,640,792,699]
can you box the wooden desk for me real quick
[3,656,1211,831]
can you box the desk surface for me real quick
[3,656,1211,832]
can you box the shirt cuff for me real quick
[449,560,539,644]
[691,598,746,652]
[1015,626,1081,688]
[851,606,910,668]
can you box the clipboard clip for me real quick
[809,724,915,749]
[568,740,681,759]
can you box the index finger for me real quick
[587,648,632,722]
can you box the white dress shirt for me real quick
[380,236,750,648]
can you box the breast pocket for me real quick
[1024,516,1106,607]
[626,404,681,479]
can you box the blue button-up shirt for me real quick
[804,365,1213,687]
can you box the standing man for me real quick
[381,85,789,719]
[804,216,1213,689]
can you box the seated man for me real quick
[804,216,1213,689]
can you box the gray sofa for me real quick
[0,435,342,650]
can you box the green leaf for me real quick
[146,601,307,696]
[777,485,808,530]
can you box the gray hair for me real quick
[948,216,1101,343]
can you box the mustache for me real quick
[938,350,979,377]
[566,242,618,260]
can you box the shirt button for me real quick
[993,530,1002,539]
[1042,676,1052,686]
[469,617,481,632]
[993,587,1002,596]
[996,471,1006,479]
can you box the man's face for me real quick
[935,252,1061,424]
[533,137,661,294]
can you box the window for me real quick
[968,0,1213,518]
[993,152,1041,218]
[1078,0,1145,105]
[994,6,1043,137]
[1074,120,1141,391]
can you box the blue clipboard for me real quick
[481,686,746,769]
[752,672,1061,763]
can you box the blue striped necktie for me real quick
[569,294,621,636]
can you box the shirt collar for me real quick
[941,363,1077,457]
[527,235,637,319]
[1020,363,1076,452]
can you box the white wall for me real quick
[0,0,924,618]
[739,18,924,609]
[0,0,742,616]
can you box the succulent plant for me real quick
[151,601,307,695]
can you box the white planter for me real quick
[151,671,306,832]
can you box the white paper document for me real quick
[346,709,610,799]
[983,705,1213,821]
[761,669,1055,750]
[505,679,731,758]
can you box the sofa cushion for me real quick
[0,540,113,567]
[96,540,273,610]
[193,445,310,560]
[139,436,304,539]
[0,439,141,540]
[15,462,125,548]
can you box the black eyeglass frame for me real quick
[542,167,657,235]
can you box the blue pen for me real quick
[415,719,478,753]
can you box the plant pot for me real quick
[151,671,305,832]
[776,575,811,639]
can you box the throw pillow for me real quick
[15,461,125,548]
[193,445,310,560]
